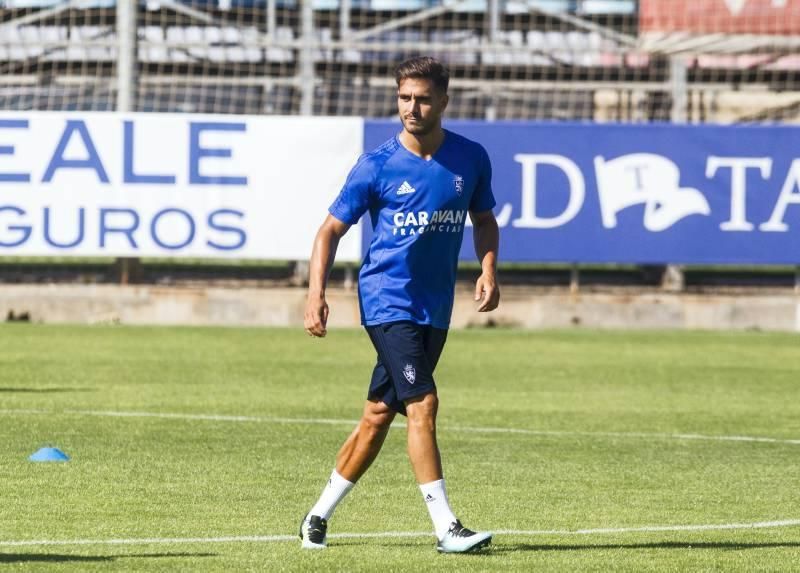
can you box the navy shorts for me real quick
[365,321,448,416]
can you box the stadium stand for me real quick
[0,1,798,289]
[0,0,797,122]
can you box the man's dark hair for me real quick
[394,56,450,94]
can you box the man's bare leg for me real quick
[306,400,395,520]
[405,393,456,538]
[335,399,396,482]
[405,392,492,552]
[405,392,443,483]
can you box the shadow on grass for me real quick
[0,552,217,563]
[0,554,113,563]
[0,388,94,393]
[332,539,800,554]
[120,553,218,559]
[497,541,800,553]
[333,539,496,555]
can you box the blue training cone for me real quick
[29,447,70,462]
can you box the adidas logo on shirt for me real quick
[397,181,416,195]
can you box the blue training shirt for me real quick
[329,130,496,329]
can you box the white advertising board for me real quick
[0,112,364,261]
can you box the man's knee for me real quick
[360,401,394,438]
[405,392,438,430]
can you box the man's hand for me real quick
[474,273,500,312]
[304,294,329,337]
[469,209,500,313]
[303,215,350,338]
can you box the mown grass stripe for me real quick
[2,520,799,548]
[3,408,800,447]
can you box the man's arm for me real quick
[469,209,500,312]
[304,214,351,337]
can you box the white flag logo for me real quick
[594,153,711,232]
[724,0,787,16]
[723,0,748,15]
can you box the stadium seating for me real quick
[8,24,752,74]
[0,23,636,66]
[0,0,797,122]
[1,0,636,13]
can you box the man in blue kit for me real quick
[301,56,500,553]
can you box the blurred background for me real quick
[0,0,798,325]
[3,0,798,121]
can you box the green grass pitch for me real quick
[1,324,799,571]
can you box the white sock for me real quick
[419,479,458,539]
[308,469,355,520]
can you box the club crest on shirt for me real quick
[403,363,416,384]
[454,175,464,196]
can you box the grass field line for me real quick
[4,408,800,447]
[2,520,800,548]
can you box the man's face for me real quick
[397,78,448,136]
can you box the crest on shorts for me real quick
[454,175,464,196]
[403,363,416,384]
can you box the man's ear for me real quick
[441,93,449,111]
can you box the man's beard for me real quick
[401,116,434,135]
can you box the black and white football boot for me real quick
[299,514,328,549]
[436,520,492,553]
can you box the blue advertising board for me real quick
[365,121,800,264]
